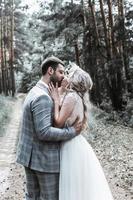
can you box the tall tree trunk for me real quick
[3,1,8,95]
[107,0,115,56]
[99,0,111,59]
[118,0,129,87]
[87,0,102,103]
[81,0,86,27]
[74,39,80,66]
[88,0,99,45]
[10,0,15,96]
[0,6,6,95]
[6,16,11,93]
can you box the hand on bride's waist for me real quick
[69,116,83,135]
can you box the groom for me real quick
[16,56,82,200]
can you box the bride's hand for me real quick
[48,82,60,104]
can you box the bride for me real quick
[49,63,114,200]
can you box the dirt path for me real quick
[0,97,132,200]
[0,94,25,200]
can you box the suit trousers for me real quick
[24,167,59,200]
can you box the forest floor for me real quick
[0,94,133,200]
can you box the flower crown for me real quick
[65,61,80,77]
[65,61,93,91]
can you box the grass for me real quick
[0,95,15,136]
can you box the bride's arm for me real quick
[49,83,75,128]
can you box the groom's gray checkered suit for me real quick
[16,80,76,199]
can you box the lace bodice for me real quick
[60,91,84,126]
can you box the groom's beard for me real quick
[50,74,62,87]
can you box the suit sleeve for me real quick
[31,95,76,141]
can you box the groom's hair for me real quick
[41,56,64,75]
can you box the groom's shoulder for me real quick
[24,80,51,104]
[28,84,51,103]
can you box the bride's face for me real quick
[61,77,69,88]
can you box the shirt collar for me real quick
[39,80,49,89]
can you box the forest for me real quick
[0,1,133,199]
[0,0,133,125]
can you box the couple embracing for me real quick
[16,56,114,200]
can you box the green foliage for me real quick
[14,5,29,71]
[0,95,13,136]
[18,70,41,93]
[16,0,133,114]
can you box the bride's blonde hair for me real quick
[67,63,93,129]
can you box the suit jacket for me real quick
[16,80,76,172]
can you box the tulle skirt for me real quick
[59,135,114,200]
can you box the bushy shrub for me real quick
[0,95,13,136]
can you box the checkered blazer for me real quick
[16,81,76,172]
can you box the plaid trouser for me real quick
[24,167,59,200]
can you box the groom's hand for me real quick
[72,117,83,135]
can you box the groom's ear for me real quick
[48,67,54,75]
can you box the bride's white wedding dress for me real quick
[59,92,114,200]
